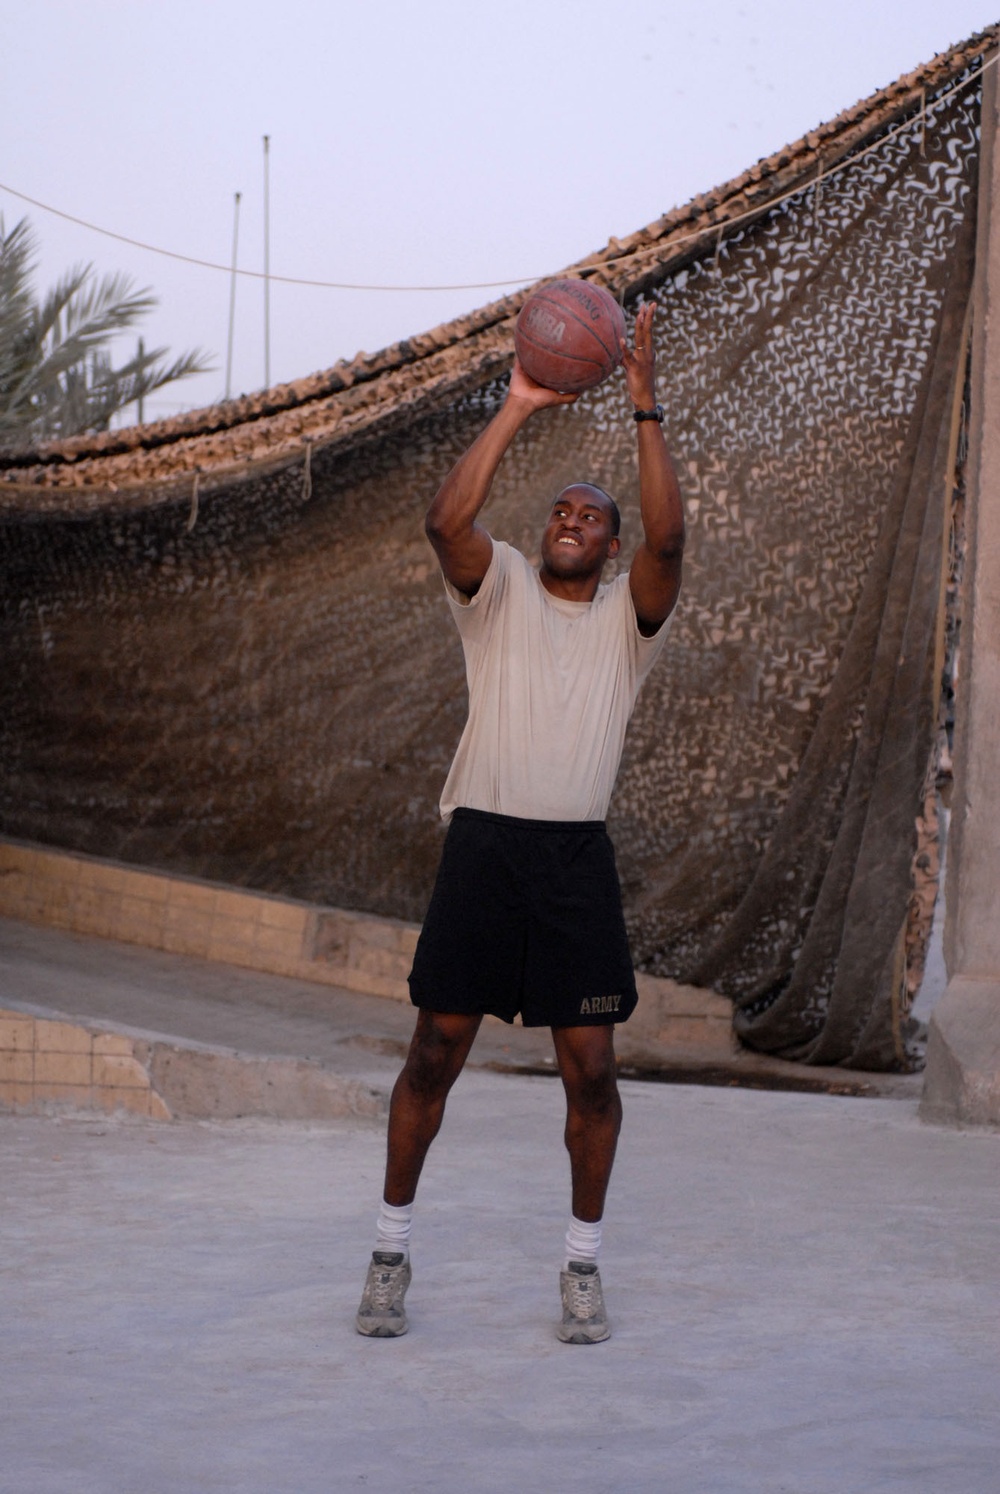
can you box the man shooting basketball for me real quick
[356,300,683,1343]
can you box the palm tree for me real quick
[0,215,213,450]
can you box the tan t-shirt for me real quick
[439,540,672,822]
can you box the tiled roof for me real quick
[2,23,995,513]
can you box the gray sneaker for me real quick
[557,1260,610,1344]
[355,1250,412,1337]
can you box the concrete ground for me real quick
[2,916,998,1491]
[2,1070,999,1490]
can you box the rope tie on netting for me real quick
[186,470,200,532]
[301,440,313,503]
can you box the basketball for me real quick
[514,279,627,394]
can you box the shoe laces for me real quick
[565,1269,600,1320]
[370,1263,403,1311]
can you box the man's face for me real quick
[539,485,620,580]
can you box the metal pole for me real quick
[263,134,271,389]
[137,336,144,424]
[225,191,242,401]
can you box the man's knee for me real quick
[402,1010,479,1097]
[556,1029,621,1119]
[569,1066,621,1123]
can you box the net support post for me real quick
[922,53,1000,1127]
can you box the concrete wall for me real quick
[921,56,1000,1127]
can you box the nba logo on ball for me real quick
[514,278,627,394]
[523,305,566,346]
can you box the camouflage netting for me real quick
[1,34,991,1068]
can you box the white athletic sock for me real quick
[564,1215,602,1270]
[375,1199,413,1258]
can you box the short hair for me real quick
[553,483,621,537]
[592,486,622,537]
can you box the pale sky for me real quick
[1,0,995,422]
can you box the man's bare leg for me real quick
[551,1024,622,1220]
[550,1023,620,1344]
[357,1009,481,1337]
[383,1008,482,1205]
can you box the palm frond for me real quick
[0,213,216,449]
[0,217,41,396]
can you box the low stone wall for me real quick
[0,838,416,1000]
[0,1008,170,1119]
[0,1005,385,1122]
[627,973,736,1060]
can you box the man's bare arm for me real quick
[425,362,576,596]
[621,303,685,634]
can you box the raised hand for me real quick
[620,301,657,409]
[508,356,579,412]
[427,358,575,599]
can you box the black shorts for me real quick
[408,807,638,1028]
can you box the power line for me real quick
[0,177,540,292]
[0,54,991,297]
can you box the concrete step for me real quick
[0,1003,387,1123]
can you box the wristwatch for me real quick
[632,404,665,423]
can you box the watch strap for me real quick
[632,404,665,423]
